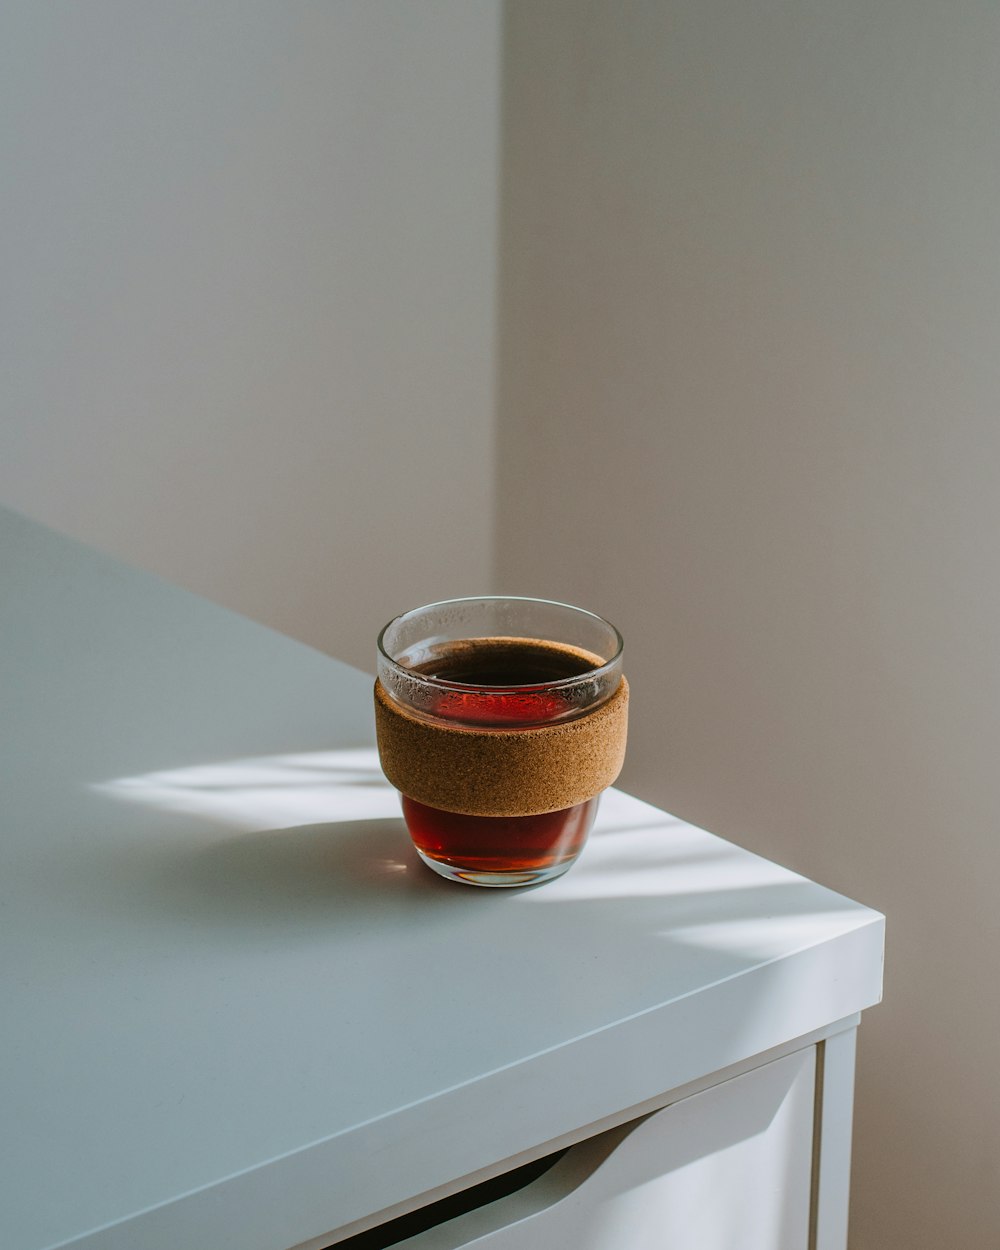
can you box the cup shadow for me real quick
[101,816,523,943]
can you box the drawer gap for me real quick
[323,1148,568,1249]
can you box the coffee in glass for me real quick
[375,598,627,887]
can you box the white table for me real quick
[0,506,883,1250]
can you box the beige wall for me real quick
[0,1,500,670]
[498,2,1000,1246]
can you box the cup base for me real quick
[415,848,577,888]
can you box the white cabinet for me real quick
[0,506,883,1250]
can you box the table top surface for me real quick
[0,506,883,1250]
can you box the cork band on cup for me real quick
[374,677,628,817]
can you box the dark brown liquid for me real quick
[411,636,599,686]
[401,638,603,879]
[408,637,603,728]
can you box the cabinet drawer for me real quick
[392,1048,815,1250]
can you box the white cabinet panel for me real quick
[0,510,883,1250]
[402,1048,815,1250]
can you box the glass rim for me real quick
[376,595,624,693]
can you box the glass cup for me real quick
[375,597,626,887]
